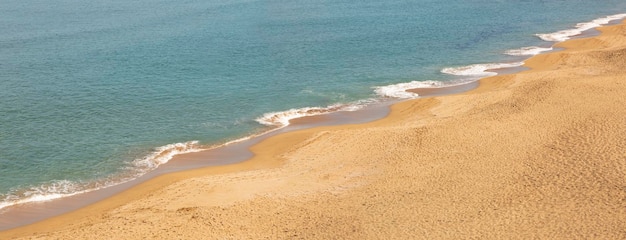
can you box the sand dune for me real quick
[3,21,626,240]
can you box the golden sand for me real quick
[2,21,626,239]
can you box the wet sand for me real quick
[0,99,393,230]
[2,20,626,239]
[407,80,479,97]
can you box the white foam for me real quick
[374,80,446,99]
[441,62,524,77]
[505,46,553,56]
[536,14,626,42]
[256,104,363,127]
[131,141,202,170]
[0,180,89,211]
[0,141,203,211]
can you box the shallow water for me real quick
[1,0,625,210]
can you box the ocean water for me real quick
[1,0,625,209]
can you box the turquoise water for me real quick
[1,0,625,208]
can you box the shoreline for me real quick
[0,13,622,218]
[2,18,626,238]
[0,98,396,230]
[0,80,479,230]
[0,69,483,231]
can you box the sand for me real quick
[2,20,626,239]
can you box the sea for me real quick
[1,0,625,211]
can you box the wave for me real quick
[374,80,445,98]
[0,141,202,212]
[504,46,553,56]
[129,141,202,170]
[257,78,484,127]
[441,62,524,77]
[0,180,89,212]
[536,13,626,42]
[255,101,373,127]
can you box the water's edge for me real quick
[0,13,624,231]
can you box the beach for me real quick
[2,18,626,239]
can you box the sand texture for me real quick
[3,21,626,240]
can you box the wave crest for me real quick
[0,141,202,211]
[255,103,368,127]
[0,180,88,212]
[130,141,202,170]
[374,80,445,98]
[441,62,524,77]
[505,46,553,56]
[536,13,626,42]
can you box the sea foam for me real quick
[0,141,202,211]
[255,102,371,127]
[257,62,529,127]
[130,141,202,170]
[505,46,554,56]
[374,80,446,99]
[441,62,524,77]
[536,13,626,42]
[0,180,89,212]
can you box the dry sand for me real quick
[2,20,626,239]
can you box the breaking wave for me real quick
[441,62,525,77]
[255,101,373,127]
[374,80,444,98]
[0,141,202,211]
[536,13,626,42]
[505,46,554,56]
